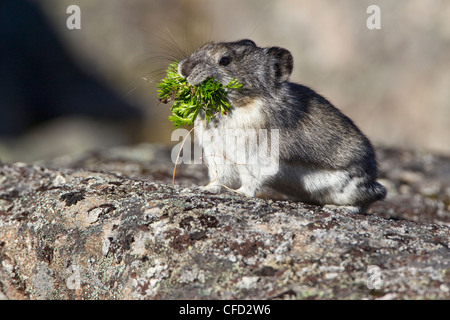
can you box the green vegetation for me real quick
[157,61,242,128]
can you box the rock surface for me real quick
[0,144,449,299]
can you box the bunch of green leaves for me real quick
[157,61,242,128]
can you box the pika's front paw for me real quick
[199,184,222,194]
[236,186,257,198]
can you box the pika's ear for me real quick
[235,39,257,47]
[267,47,293,83]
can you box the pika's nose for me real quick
[178,60,194,78]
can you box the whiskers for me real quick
[123,27,193,96]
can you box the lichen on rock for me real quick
[0,144,449,299]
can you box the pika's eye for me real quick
[219,56,231,66]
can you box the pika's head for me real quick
[178,39,293,99]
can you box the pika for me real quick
[178,39,386,212]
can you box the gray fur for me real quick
[178,39,386,211]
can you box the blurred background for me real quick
[1,0,449,163]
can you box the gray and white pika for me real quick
[177,39,386,212]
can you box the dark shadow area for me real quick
[0,0,142,136]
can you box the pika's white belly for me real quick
[195,97,278,191]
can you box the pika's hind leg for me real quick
[297,168,381,210]
[320,176,384,213]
